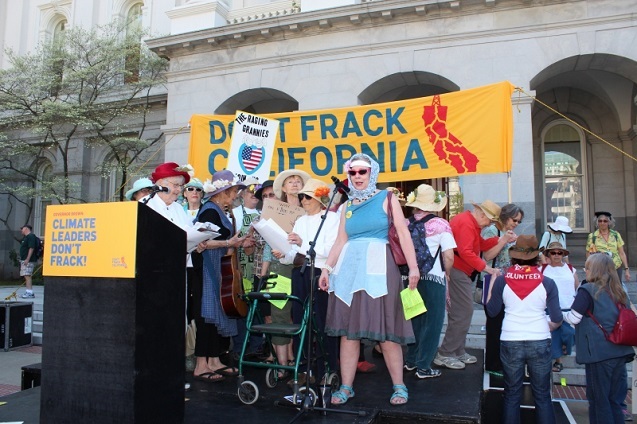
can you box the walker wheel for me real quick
[238,380,259,405]
[293,386,317,407]
[265,368,278,388]
[327,373,340,393]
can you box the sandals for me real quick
[331,385,355,405]
[552,362,563,372]
[390,384,408,405]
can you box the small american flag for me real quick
[241,145,263,171]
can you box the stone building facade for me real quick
[1,0,636,276]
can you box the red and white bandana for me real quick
[504,265,543,300]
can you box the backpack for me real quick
[408,214,443,277]
[33,235,44,261]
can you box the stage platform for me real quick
[0,346,576,423]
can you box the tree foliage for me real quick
[0,21,168,213]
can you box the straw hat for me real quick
[203,170,246,198]
[125,178,153,201]
[273,169,311,199]
[547,216,572,234]
[471,200,501,221]
[151,162,191,185]
[508,235,541,260]
[545,241,569,257]
[299,179,331,207]
[405,184,447,212]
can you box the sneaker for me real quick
[20,292,35,299]
[457,353,477,364]
[403,363,416,372]
[623,408,633,421]
[416,368,442,379]
[433,353,465,370]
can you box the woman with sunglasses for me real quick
[273,178,340,388]
[586,211,630,283]
[480,203,523,373]
[540,242,578,373]
[183,178,204,219]
[563,253,634,424]
[318,153,419,406]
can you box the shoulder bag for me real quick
[587,302,637,346]
[387,191,407,266]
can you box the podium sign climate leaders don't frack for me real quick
[43,202,138,278]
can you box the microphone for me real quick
[331,176,350,194]
[150,185,169,193]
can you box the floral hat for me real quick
[405,184,447,212]
[151,162,191,185]
[299,179,331,207]
[203,170,246,198]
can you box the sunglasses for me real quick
[297,193,313,201]
[347,169,368,176]
[597,219,609,223]
[185,187,202,192]
[548,251,564,256]
[262,193,277,199]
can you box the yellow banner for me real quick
[189,81,514,182]
[43,202,138,278]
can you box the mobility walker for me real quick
[236,274,340,407]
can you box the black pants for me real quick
[484,306,504,372]
[194,317,230,358]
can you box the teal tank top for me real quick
[344,192,388,241]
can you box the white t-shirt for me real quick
[541,263,577,309]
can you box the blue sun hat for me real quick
[184,177,204,190]
[125,178,153,201]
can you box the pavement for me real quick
[1,282,634,423]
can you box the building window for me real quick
[124,3,143,83]
[542,122,587,231]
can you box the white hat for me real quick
[548,216,573,234]
[273,169,311,199]
[405,184,447,212]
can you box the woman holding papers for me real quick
[191,170,246,383]
[273,178,340,383]
[318,153,419,406]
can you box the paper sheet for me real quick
[186,222,221,253]
[400,287,427,320]
[252,218,293,253]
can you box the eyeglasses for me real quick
[347,169,368,176]
[262,193,277,199]
[185,187,202,192]
[548,251,564,256]
[165,180,184,189]
[597,219,609,223]
[297,193,313,201]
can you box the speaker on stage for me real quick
[40,202,187,424]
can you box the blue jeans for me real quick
[550,321,574,359]
[501,339,554,424]
[405,279,446,370]
[585,356,628,424]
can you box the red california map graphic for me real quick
[422,95,479,173]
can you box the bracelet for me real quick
[226,240,229,248]
[323,264,334,274]
[625,266,629,270]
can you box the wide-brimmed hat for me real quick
[405,184,447,212]
[594,211,612,219]
[203,170,246,198]
[273,169,311,199]
[125,178,153,201]
[471,200,501,221]
[386,187,406,206]
[184,177,204,190]
[545,241,569,257]
[255,180,274,201]
[240,177,261,194]
[151,162,191,185]
[299,179,331,207]
[509,235,541,260]
[547,216,572,234]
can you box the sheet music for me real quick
[252,218,294,254]
[186,222,221,253]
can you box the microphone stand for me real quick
[279,187,366,423]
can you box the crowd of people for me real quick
[21,157,634,421]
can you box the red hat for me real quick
[151,162,191,184]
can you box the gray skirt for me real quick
[325,246,415,345]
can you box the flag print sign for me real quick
[226,111,278,181]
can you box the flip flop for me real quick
[193,372,225,383]
[215,366,239,377]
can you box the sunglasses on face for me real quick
[548,251,564,256]
[297,193,313,201]
[185,187,202,192]
[598,219,609,223]
[347,169,368,176]
[262,193,277,199]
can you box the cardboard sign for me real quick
[260,198,304,233]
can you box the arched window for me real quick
[542,121,588,231]
[50,18,67,96]
[124,2,143,83]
